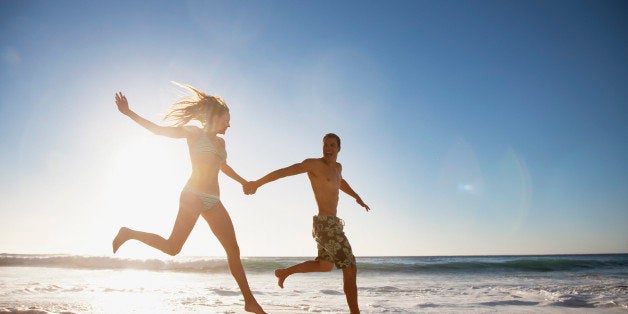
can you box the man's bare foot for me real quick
[112,227,130,254]
[244,301,266,314]
[274,269,288,288]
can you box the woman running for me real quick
[111,84,265,314]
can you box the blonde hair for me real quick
[163,82,229,127]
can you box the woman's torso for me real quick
[184,128,227,195]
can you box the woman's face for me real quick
[212,112,231,134]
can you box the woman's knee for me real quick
[164,242,184,256]
[224,242,241,259]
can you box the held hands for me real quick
[242,181,259,195]
[115,92,131,115]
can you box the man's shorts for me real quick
[312,215,356,269]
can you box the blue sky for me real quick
[1,0,626,257]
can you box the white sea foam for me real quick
[0,255,626,313]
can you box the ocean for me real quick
[0,254,626,313]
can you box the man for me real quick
[244,133,370,314]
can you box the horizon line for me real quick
[2,252,627,258]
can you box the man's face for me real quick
[322,137,340,159]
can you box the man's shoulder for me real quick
[302,158,337,165]
[302,158,341,170]
[300,158,319,170]
[302,158,320,164]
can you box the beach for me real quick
[1,254,626,313]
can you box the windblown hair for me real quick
[163,82,229,127]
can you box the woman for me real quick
[111,84,265,314]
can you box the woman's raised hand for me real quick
[115,92,131,115]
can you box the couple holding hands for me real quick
[112,84,370,314]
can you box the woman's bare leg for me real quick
[201,203,266,314]
[113,205,200,255]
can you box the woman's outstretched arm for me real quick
[221,162,247,185]
[115,92,188,138]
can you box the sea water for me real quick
[0,254,626,313]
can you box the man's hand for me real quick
[356,197,370,212]
[243,181,259,195]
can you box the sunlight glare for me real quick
[105,137,189,258]
[95,270,170,312]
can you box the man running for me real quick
[244,133,370,314]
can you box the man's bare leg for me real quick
[342,265,359,313]
[274,260,334,288]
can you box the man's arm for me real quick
[245,160,309,194]
[340,179,370,211]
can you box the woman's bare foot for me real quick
[244,301,266,314]
[274,269,288,288]
[112,227,130,253]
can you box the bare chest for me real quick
[309,165,342,186]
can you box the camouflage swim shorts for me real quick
[312,215,356,269]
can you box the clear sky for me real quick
[1,0,626,258]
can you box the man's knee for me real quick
[342,265,357,277]
[317,260,334,272]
